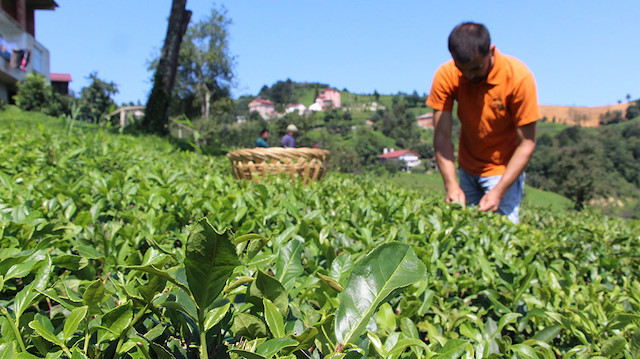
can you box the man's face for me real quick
[454,47,494,83]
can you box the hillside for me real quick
[1,108,640,358]
[539,102,630,127]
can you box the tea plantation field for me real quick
[1,107,639,358]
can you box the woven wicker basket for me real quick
[226,147,330,184]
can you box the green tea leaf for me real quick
[204,302,231,331]
[99,301,133,342]
[227,349,267,359]
[63,306,88,342]
[82,280,106,313]
[255,338,298,358]
[275,239,303,292]
[600,336,626,357]
[434,338,468,359]
[29,320,63,346]
[263,298,285,338]
[231,313,267,339]
[247,270,288,315]
[13,254,52,320]
[335,242,426,345]
[532,325,561,343]
[185,218,240,311]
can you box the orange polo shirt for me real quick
[426,49,540,176]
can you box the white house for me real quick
[378,148,421,172]
[286,103,306,115]
[308,102,323,112]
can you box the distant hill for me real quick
[539,102,631,127]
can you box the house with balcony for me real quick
[248,97,275,120]
[312,87,341,110]
[0,0,57,102]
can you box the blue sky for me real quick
[38,1,640,107]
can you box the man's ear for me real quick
[489,44,496,55]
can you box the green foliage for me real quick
[3,108,640,358]
[173,5,235,120]
[77,72,118,123]
[626,100,640,120]
[528,123,640,214]
[13,72,66,116]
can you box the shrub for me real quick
[13,72,66,116]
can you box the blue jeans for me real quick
[458,168,525,224]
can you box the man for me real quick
[426,22,539,223]
[255,128,269,148]
[280,124,297,148]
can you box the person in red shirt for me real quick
[427,22,539,223]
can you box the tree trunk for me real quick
[204,88,211,120]
[143,0,192,135]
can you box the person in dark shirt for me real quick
[255,128,269,148]
[280,124,297,148]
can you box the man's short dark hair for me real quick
[260,128,269,135]
[448,22,491,63]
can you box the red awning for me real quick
[50,73,72,82]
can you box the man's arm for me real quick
[433,110,465,204]
[478,121,537,212]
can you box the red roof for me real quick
[249,98,274,106]
[378,149,419,159]
[50,73,72,82]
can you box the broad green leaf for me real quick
[400,317,420,340]
[275,239,303,292]
[375,303,396,333]
[52,255,89,271]
[434,339,468,359]
[185,218,240,311]
[227,349,267,359]
[99,301,133,342]
[387,338,430,356]
[150,342,177,359]
[510,344,535,358]
[82,280,106,313]
[532,325,561,343]
[15,353,41,359]
[367,332,386,357]
[496,312,521,335]
[138,274,166,302]
[255,338,298,358]
[204,302,231,331]
[231,313,267,339]
[247,270,289,315]
[2,250,46,280]
[63,306,88,342]
[0,342,16,359]
[13,254,52,320]
[71,347,88,359]
[600,336,626,357]
[263,298,285,338]
[631,328,640,359]
[29,319,63,347]
[334,242,426,345]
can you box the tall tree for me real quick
[144,0,192,135]
[175,5,234,120]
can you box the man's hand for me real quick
[445,185,466,205]
[478,188,502,212]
